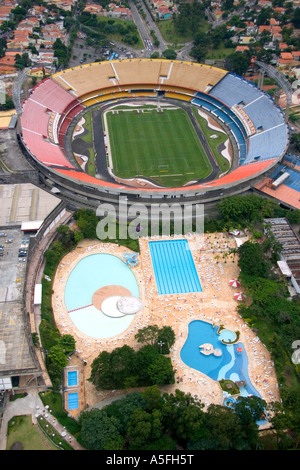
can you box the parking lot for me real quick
[0,228,29,304]
[68,36,136,68]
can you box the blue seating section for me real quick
[192,94,248,162]
[191,73,288,166]
[243,95,284,130]
[245,124,287,164]
[210,73,285,131]
[210,73,263,108]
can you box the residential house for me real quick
[277,51,299,67]
[239,36,255,45]
[83,3,104,15]
[0,5,14,22]
[27,5,47,18]
[28,66,51,77]
[107,3,132,19]
[43,0,74,11]
[258,0,272,7]
[235,45,249,52]
[292,51,300,61]
[259,24,282,42]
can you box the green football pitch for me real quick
[105,107,213,187]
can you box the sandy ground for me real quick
[52,233,280,424]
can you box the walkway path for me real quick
[0,389,85,450]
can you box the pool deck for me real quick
[52,232,280,424]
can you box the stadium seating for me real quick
[22,129,75,168]
[28,78,75,113]
[210,72,285,131]
[245,124,288,164]
[192,95,248,162]
[20,59,288,194]
[162,62,226,92]
[52,60,227,99]
[21,99,50,137]
[57,99,84,149]
[210,73,262,108]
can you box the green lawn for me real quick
[80,110,96,176]
[106,107,213,187]
[193,107,231,174]
[6,415,57,451]
[157,18,209,46]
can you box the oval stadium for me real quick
[18,59,290,211]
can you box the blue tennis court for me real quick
[68,392,79,410]
[149,239,202,295]
[67,371,78,387]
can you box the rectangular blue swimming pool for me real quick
[67,371,78,387]
[149,239,202,295]
[68,392,78,410]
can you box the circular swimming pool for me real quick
[64,253,140,338]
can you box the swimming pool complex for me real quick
[149,239,202,295]
[64,253,139,338]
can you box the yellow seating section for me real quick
[52,59,227,99]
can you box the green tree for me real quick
[225,51,251,76]
[104,392,147,434]
[59,334,75,355]
[217,194,276,226]
[162,48,177,60]
[79,409,123,450]
[292,7,300,28]
[190,404,245,449]
[147,355,175,385]
[89,345,137,390]
[135,325,175,353]
[127,408,163,450]
[47,344,68,386]
[74,208,99,239]
[135,325,160,346]
[162,389,205,443]
[190,44,207,63]
[157,326,175,354]
[238,241,270,278]
[291,133,300,152]
[56,224,75,245]
[135,345,163,384]
[235,396,267,424]
[286,209,300,224]
[142,385,164,411]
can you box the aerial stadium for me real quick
[18,58,290,211]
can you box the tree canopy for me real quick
[78,386,266,450]
[89,344,175,390]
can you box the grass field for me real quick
[106,107,213,187]
[6,415,57,450]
